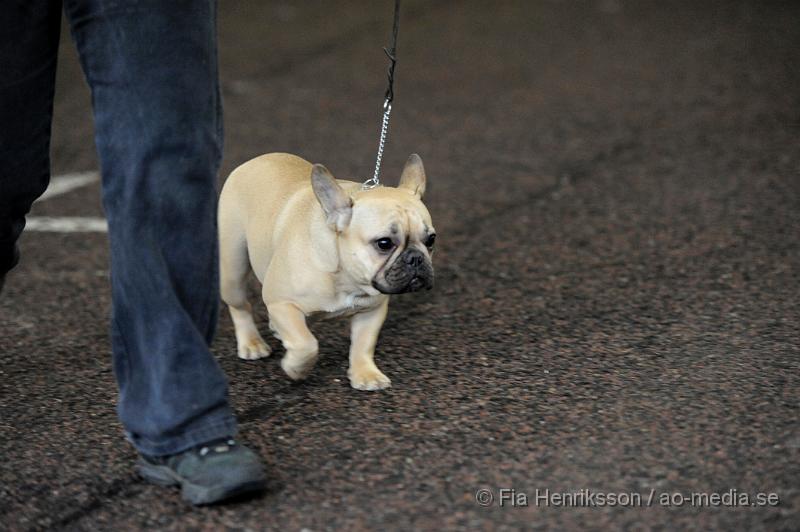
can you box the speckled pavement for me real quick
[1,1,798,530]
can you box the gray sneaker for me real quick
[137,438,266,505]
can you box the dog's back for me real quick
[219,153,314,280]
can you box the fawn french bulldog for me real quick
[218,153,435,390]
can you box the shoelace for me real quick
[198,438,237,457]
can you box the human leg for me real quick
[63,0,235,456]
[0,0,62,291]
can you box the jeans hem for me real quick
[127,413,239,457]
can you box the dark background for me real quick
[1,0,798,529]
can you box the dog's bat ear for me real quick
[398,154,426,198]
[311,164,352,231]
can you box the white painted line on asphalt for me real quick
[28,171,107,233]
[25,217,108,233]
[35,171,100,202]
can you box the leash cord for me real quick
[384,0,400,103]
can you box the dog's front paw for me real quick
[237,335,271,360]
[281,352,318,381]
[348,367,392,391]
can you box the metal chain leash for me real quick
[363,0,401,190]
[363,99,392,189]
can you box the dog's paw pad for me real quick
[349,369,392,391]
[237,337,271,360]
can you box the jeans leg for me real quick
[0,0,62,275]
[63,0,235,456]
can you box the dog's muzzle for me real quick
[373,248,434,294]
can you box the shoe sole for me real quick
[137,461,265,505]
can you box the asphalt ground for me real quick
[1,0,799,530]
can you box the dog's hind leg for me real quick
[219,208,271,360]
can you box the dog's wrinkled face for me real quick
[347,190,435,295]
[311,154,435,295]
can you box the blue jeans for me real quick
[0,0,237,456]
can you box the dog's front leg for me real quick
[267,302,319,381]
[348,298,391,391]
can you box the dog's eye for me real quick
[375,238,395,252]
[424,234,436,248]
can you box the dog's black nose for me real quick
[403,249,425,268]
